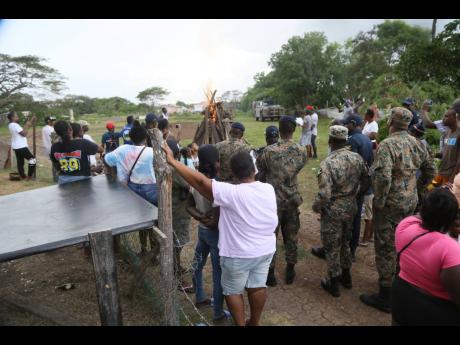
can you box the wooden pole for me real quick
[89,230,123,326]
[147,128,178,326]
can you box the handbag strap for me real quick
[396,230,431,273]
[127,146,146,184]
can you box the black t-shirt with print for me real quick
[50,139,98,176]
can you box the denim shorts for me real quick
[220,252,274,296]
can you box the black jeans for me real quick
[13,147,35,178]
[311,134,317,157]
[350,195,364,256]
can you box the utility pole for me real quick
[432,19,438,42]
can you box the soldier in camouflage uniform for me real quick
[360,107,436,312]
[312,125,371,297]
[214,122,254,184]
[166,138,194,292]
[257,116,307,285]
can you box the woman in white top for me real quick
[362,108,379,142]
[299,112,313,157]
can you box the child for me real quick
[186,144,231,324]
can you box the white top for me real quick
[104,145,156,185]
[8,122,28,149]
[363,121,379,137]
[160,112,169,120]
[212,180,277,258]
[83,134,97,166]
[311,112,318,136]
[42,125,54,155]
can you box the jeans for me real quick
[13,147,35,178]
[58,175,90,185]
[127,182,158,206]
[350,195,365,255]
[192,225,224,319]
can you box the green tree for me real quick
[136,86,169,109]
[0,54,66,111]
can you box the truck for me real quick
[252,100,285,122]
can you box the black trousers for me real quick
[13,147,35,178]
[311,134,317,157]
[392,275,460,325]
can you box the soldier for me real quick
[360,107,436,312]
[312,125,371,297]
[257,116,308,285]
[255,125,280,158]
[214,122,254,183]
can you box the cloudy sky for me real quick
[0,19,451,104]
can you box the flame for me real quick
[203,85,218,123]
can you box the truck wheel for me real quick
[256,117,259,121]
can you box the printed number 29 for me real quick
[59,158,80,172]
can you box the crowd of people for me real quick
[5,97,460,326]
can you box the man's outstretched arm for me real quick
[162,142,213,201]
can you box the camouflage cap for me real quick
[329,125,348,140]
[387,107,413,129]
[78,120,89,127]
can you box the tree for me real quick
[0,54,66,110]
[136,87,169,109]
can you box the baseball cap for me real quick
[265,125,279,137]
[231,122,245,132]
[329,125,348,140]
[306,105,314,111]
[402,98,415,106]
[279,115,297,126]
[44,116,56,123]
[145,113,158,124]
[388,107,413,129]
[342,114,363,127]
[106,122,115,130]
[78,120,89,127]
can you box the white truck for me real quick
[253,100,285,122]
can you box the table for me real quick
[0,175,158,325]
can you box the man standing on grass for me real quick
[7,111,37,180]
[42,116,57,182]
[310,106,319,159]
[312,125,370,297]
[214,122,254,184]
[360,107,435,313]
[162,145,278,326]
[257,116,307,285]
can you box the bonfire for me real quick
[193,90,232,145]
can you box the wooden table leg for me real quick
[89,230,123,326]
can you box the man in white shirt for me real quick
[160,107,169,120]
[7,111,37,180]
[41,116,56,156]
[162,145,278,327]
[310,106,319,159]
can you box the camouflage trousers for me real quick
[320,206,354,279]
[373,209,413,288]
[269,207,300,269]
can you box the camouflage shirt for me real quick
[372,131,436,215]
[214,137,252,183]
[256,139,308,209]
[312,147,370,213]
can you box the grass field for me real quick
[0,112,331,207]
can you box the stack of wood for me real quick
[193,90,232,145]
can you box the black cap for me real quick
[265,125,279,137]
[231,122,245,132]
[403,97,415,106]
[279,115,297,126]
[145,113,158,124]
[342,114,363,126]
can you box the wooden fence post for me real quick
[89,230,123,326]
[148,128,178,326]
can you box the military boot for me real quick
[311,246,326,260]
[321,276,340,297]
[266,267,277,287]
[285,264,296,284]
[340,269,352,289]
[359,285,391,313]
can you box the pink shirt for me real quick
[212,180,277,258]
[396,216,460,301]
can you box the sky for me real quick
[0,19,452,105]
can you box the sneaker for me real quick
[213,310,232,325]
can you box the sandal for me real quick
[195,298,212,309]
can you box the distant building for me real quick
[191,102,207,113]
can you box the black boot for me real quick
[266,267,277,287]
[311,246,326,260]
[285,264,296,284]
[321,276,340,297]
[359,285,391,313]
[340,269,352,289]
